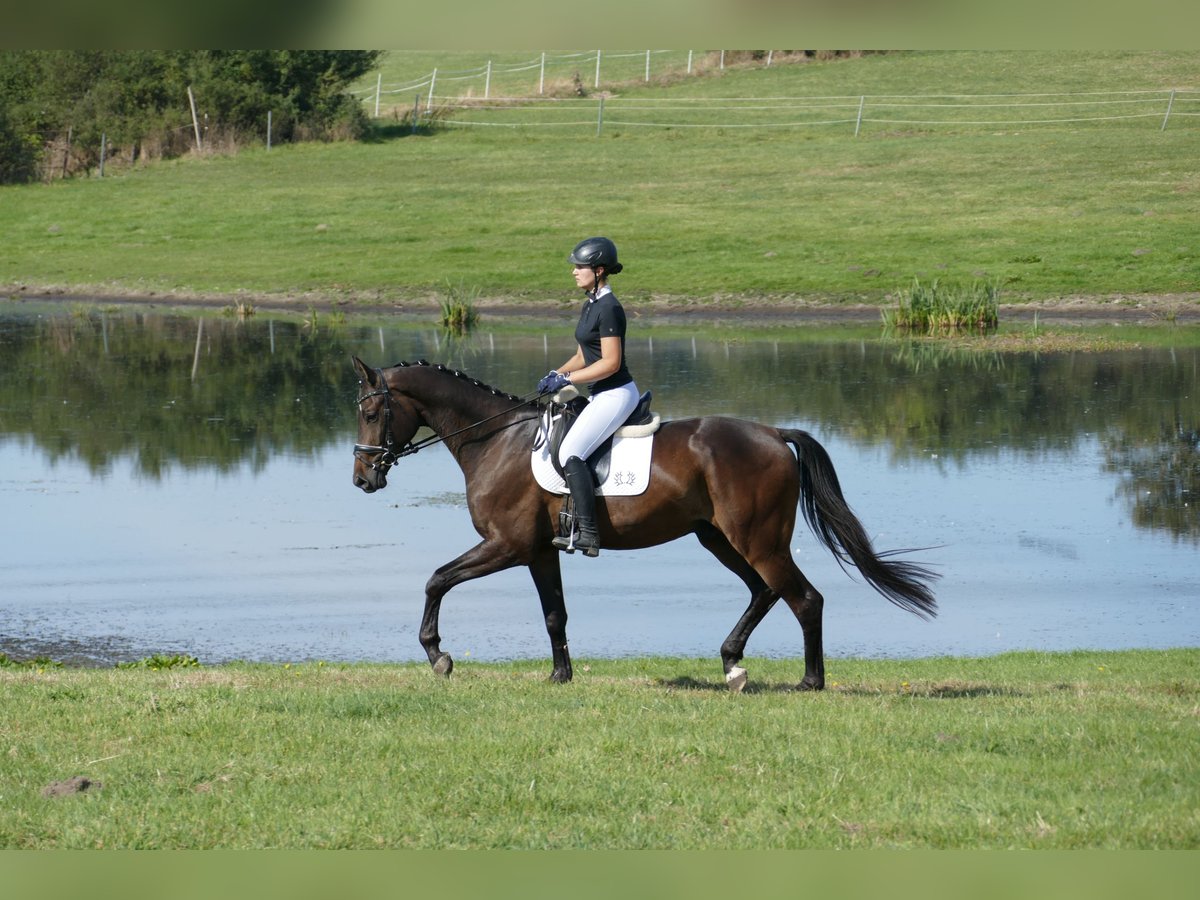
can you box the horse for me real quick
[351,357,937,692]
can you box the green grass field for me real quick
[2,650,1197,849]
[2,51,1197,308]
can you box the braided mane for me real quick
[391,360,531,405]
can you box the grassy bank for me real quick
[2,649,1196,848]
[2,51,1197,309]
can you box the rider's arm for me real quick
[556,346,586,379]
[566,337,621,386]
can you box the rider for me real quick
[536,236,640,557]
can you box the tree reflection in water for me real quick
[1105,420,1200,544]
[1,303,1198,543]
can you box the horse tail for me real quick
[780,429,939,619]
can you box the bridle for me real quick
[353,369,410,473]
[353,366,543,474]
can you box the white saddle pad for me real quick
[532,415,658,497]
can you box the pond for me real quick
[1,301,1197,668]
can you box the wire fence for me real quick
[354,50,779,116]
[354,52,1198,136]
[399,89,1200,136]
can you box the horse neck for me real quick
[395,365,530,454]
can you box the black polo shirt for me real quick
[574,289,633,394]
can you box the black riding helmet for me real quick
[568,237,623,275]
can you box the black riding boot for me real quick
[555,455,601,557]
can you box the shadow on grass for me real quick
[658,676,806,695]
[658,676,1026,698]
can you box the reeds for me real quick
[882,278,1000,335]
[439,280,480,336]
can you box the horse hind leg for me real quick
[696,524,780,693]
[756,556,825,691]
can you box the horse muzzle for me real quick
[353,468,388,493]
[352,445,394,493]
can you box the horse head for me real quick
[351,357,423,493]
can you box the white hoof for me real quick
[725,666,748,693]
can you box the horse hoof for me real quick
[548,668,572,684]
[798,677,824,692]
[432,654,453,677]
[725,666,748,693]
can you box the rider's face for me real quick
[572,265,601,291]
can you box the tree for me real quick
[0,50,384,183]
[0,97,39,184]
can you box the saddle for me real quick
[535,386,657,484]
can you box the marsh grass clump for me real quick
[883,278,1000,335]
[114,653,201,670]
[439,281,481,336]
[222,301,256,319]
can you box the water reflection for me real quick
[1,303,1197,664]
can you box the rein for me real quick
[354,366,541,471]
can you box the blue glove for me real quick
[536,370,572,395]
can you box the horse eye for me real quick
[364,411,379,423]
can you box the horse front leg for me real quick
[420,539,520,677]
[529,550,572,683]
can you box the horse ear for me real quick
[351,356,377,386]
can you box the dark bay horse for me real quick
[351,357,937,692]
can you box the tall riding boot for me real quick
[557,455,601,557]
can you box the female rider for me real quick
[536,237,640,557]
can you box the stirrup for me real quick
[553,509,576,553]
[552,523,599,557]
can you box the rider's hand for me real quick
[536,370,572,395]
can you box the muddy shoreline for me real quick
[6,284,1200,326]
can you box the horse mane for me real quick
[390,360,532,405]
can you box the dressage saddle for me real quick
[540,389,655,485]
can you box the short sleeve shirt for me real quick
[574,288,633,394]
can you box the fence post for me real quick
[62,125,71,178]
[766,50,773,67]
[539,52,546,94]
[267,110,272,150]
[374,72,382,117]
[596,96,605,137]
[855,95,866,136]
[188,85,202,151]
[595,50,602,89]
[687,50,693,74]
[428,68,437,111]
[485,60,492,99]
[98,132,106,177]
[720,51,725,69]
[645,50,651,81]
[1161,89,1176,131]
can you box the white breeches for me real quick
[557,381,641,465]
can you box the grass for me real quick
[1,52,1197,309]
[1,649,1196,849]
